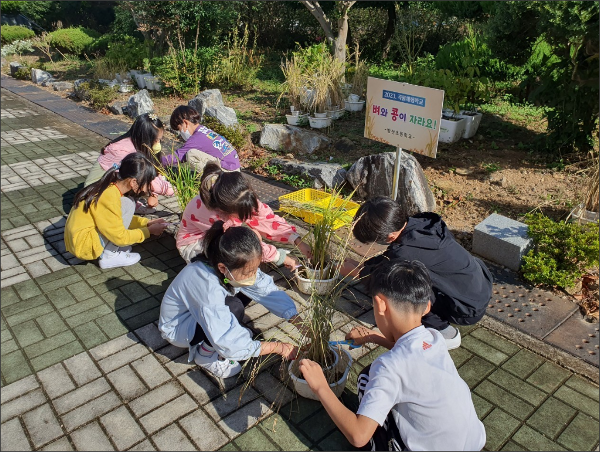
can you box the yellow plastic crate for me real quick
[278,189,359,230]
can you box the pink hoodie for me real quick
[176,195,300,263]
[97,138,174,196]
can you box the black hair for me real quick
[199,163,259,222]
[203,220,263,286]
[369,259,433,314]
[101,113,164,164]
[353,197,408,244]
[73,153,157,213]
[170,105,201,130]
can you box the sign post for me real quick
[364,77,444,199]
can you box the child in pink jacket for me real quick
[85,114,174,212]
[176,163,311,266]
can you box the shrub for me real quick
[521,213,599,289]
[216,25,263,90]
[202,116,247,150]
[1,39,34,58]
[77,81,119,109]
[14,67,31,80]
[1,25,35,45]
[49,27,100,55]
[152,46,221,96]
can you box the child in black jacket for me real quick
[341,197,493,350]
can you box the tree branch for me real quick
[301,0,335,41]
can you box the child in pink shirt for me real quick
[85,114,174,210]
[176,163,311,266]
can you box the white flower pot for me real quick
[308,116,332,129]
[295,264,337,295]
[457,111,483,139]
[570,203,599,225]
[344,100,365,112]
[327,109,344,120]
[289,347,353,400]
[438,116,467,143]
[286,113,308,126]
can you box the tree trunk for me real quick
[334,11,349,63]
[382,1,397,60]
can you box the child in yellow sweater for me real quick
[65,153,169,269]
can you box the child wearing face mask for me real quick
[65,153,169,269]
[159,221,303,379]
[176,162,311,267]
[84,113,174,215]
[162,105,241,173]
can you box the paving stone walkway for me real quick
[1,78,599,451]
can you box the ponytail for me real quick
[73,153,157,213]
[199,163,259,222]
[202,220,262,286]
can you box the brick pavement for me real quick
[1,80,599,451]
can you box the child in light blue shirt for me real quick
[159,221,304,378]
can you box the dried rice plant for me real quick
[584,150,599,212]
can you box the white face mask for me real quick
[224,267,257,287]
[179,128,192,141]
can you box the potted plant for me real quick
[280,55,309,126]
[287,191,359,399]
[345,61,368,112]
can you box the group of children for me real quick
[64,108,491,450]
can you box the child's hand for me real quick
[299,359,328,395]
[295,239,312,259]
[148,221,168,236]
[345,326,375,346]
[147,195,159,207]
[283,254,300,270]
[278,342,298,360]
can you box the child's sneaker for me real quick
[119,245,132,253]
[194,349,242,378]
[440,325,461,350]
[99,250,141,269]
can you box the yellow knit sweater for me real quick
[65,185,150,260]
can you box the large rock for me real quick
[41,78,57,87]
[205,105,238,127]
[31,68,53,85]
[10,62,24,77]
[52,81,74,92]
[73,79,90,99]
[346,152,436,216]
[270,158,347,189]
[127,89,154,118]
[109,100,128,115]
[188,89,224,119]
[260,124,332,155]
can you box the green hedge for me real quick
[1,25,35,45]
[48,27,100,55]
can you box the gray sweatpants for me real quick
[98,196,136,253]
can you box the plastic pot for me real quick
[289,347,352,400]
[294,264,337,295]
[308,116,332,129]
[344,100,365,112]
[438,116,467,143]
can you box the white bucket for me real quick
[289,348,352,400]
[327,109,344,120]
[295,265,337,295]
[438,117,467,143]
[457,111,483,139]
[286,113,308,126]
[344,100,365,112]
[308,116,332,129]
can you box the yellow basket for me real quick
[278,189,359,230]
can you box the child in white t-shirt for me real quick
[300,259,486,451]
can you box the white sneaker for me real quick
[194,349,242,378]
[440,325,462,350]
[98,250,141,269]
